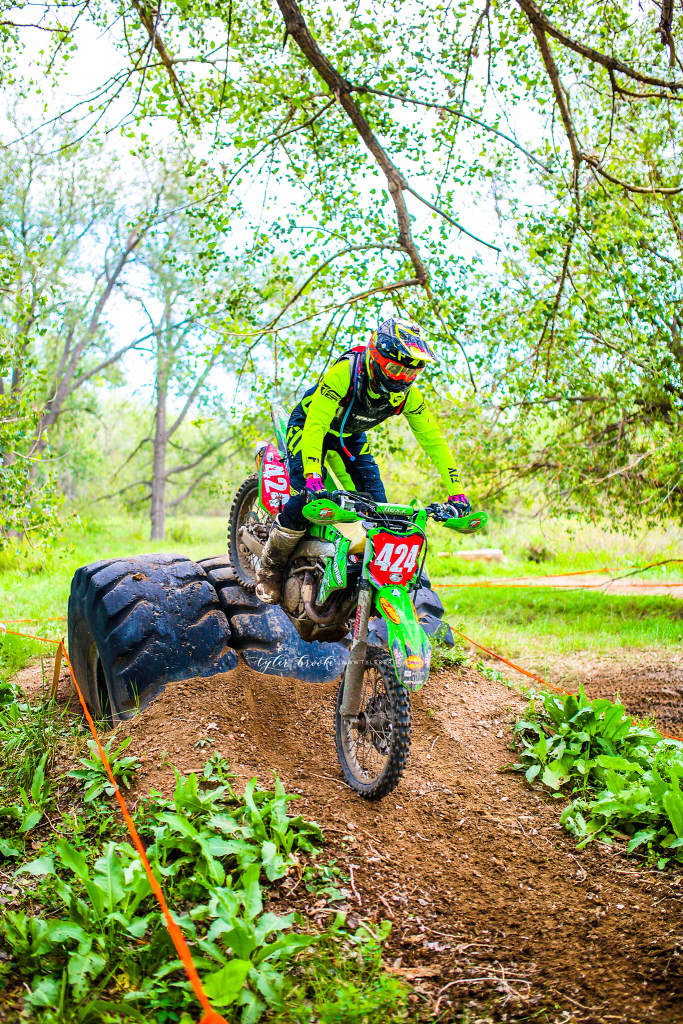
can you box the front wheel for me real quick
[334,653,411,800]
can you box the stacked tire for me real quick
[68,553,450,722]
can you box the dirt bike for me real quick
[228,405,487,799]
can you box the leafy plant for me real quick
[0,753,52,835]
[0,688,66,789]
[279,918,406,1024]
[429,632,467,673]
[68,737,140,801]
[511,687,683,865]
[1,765,325,1020]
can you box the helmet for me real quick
[367,316,437,396]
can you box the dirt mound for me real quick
[92,658,682,1023]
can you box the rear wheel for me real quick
[228,476,273,591]
[335,653,411,800]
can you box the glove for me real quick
[305,474,328,501]
[446,493,472,517]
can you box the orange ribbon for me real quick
[1,627,227,1024]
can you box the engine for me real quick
[280,557,356,642]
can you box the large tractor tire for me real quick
[68,554,237,723]
[218,584,348,685]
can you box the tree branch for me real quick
[275,0,430,283]
[165,439,233,478]
[516,0,683,91]
[352,85,554,173]
[131,0,190,110]
[403,183,501,252]
[267,242,404,329]
[165,468,214,508]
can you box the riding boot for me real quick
[255,516,306,604]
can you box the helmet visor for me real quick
[382,358,424,382]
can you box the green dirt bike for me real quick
[229,405,487,799]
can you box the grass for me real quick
[425,510,683,581]
[0,513,230,625]
[1,511,682,693]
[510,685,683,870]
[441,587,683,661]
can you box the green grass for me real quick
[424,511,683,582]
[441,587,683,660]
[0,514,230,628]
[2,512,682,687]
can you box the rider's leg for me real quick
[254,518,306,604]
[255,435,309,603]
[338,434,387,502]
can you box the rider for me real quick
[255,316,470,604]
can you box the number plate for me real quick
[259,442,290,515]
[367,531,423,587]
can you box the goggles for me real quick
[379,356,424,382]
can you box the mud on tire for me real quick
[68,554,237,723]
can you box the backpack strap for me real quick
[337,348,365,461]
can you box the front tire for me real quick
[335,652,411,800]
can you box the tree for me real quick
[0,327,62,548]
[104,156,255,539]
[0,122,152,452]
[3,1,683,522]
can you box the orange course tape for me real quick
[452,627,682,742]
[2,628,227,1024]
[433,557,683,590]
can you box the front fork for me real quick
[340,537,373,717]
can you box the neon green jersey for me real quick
[294,357,464,493]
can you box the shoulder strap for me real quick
[334,348,366,408]
[337,348,366,460]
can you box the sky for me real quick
[3,2,550,420]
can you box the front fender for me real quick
[375,586,431,690]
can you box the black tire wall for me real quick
[68,554,237,721]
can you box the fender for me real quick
[375,585,431,690]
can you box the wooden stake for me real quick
[50,639,64,701]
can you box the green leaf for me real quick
[25,976,60,1008]
[93,842,125,909]
[202,959,251,1006]
[19,809,43,832]
[596,755,642,774]
[67,951,106,999]
[16,855,55,876]
[525,763,540,783]
[541,766,562,790]
[0,840,21,858]
[663,789,683,839]
[57,840,90,881]
[627,830,657,853]
[242,863,263,921]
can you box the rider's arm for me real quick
[403,386,464,493]
[299,361,351,478]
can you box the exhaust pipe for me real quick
[301,571,338,624]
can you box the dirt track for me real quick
[72,655,680,1024]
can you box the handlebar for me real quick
[325,490,469,521]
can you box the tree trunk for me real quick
[150,351,167,540]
